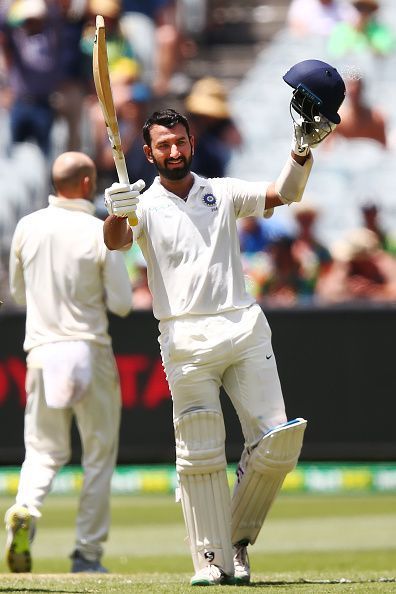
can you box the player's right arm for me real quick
[103,215,133,250]
[103,180,145,250]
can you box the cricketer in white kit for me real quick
[103,63,344,585]
[5,152,133,574]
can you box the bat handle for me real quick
[127,212,138,226]
[114,153,138,227]
[128,213,138,227]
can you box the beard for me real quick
[152,153,193,181]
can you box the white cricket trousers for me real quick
[159,303,287,445]
[16,343,121,561]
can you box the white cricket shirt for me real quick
[9,196,132,351]
[134,173,269,320]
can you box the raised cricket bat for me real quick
[93,14,138,226]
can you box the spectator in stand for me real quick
[316,227,396,303]
[287,0,355,38]
[50,0,90,151]
[120,0,191,97]
[185,76,242,179]
[328,0,395,58]
[360,200,396,255]
[258,234,311,307]
[0,0,90,154]
[0,4,12,111]
[240,204,332,305]
[240,248,271,302]
[130,249,152,309]
[0,0,65,154]
[238,216,288,301]
[291,202,334,292]
[239,217,278,255]
[332,76,388,147]
[122,243,152,309]
[80,0,141,91]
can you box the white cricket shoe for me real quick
[4,504,33,573]
[233,542,250,585]
[190,564,234,586]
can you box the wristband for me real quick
[275,153,313,205]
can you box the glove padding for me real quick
[104,180,145,217]
[292,115,336,156]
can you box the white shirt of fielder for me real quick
[9,195,132,353]
[133,173,270,321]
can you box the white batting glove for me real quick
[104,180,145,217]
[292,115,336,156]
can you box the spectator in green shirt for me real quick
[328,0,395,58]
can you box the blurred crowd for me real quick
[231,0,396,308]
[239,200,396,308]
[259,0,396,307]
[1,0,396,310]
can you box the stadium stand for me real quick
[227,0,396,248]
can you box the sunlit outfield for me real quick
[0,492,395,593]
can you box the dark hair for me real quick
[142,109,191,146]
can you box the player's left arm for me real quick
[263,114,334,216]
[9,223,26,305]
[265,150,313,213]
[263,58,344,216]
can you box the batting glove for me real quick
[104,180,145,217]
[292,115,336,156]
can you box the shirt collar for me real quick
[151,172,208,200]
[48,195,96,215]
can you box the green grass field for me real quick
[0,492,395,593]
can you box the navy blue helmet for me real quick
[283,59,346,124]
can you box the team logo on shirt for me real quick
[202,193,217,210]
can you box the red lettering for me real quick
[116,354,149,408]
[6,357,26,406]
[0,363,9,405]
[142,358,171,408]
[0,354,172,410]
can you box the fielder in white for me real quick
[103,61,345,586]
[5,151,135,573]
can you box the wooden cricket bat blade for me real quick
[93,14,138,226]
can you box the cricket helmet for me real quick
[283,59,346,124]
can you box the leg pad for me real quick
[231,418,307,545]
[175,409,234,575]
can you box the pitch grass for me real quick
[0,492,395,593]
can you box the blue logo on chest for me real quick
[202,193,217,208]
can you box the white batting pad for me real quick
[231,417,307,545]
[174,409,234,575]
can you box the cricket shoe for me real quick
[233,541,250,585]
[190,564,235,586]
[70,549,109,573]
[4,504,34,572]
